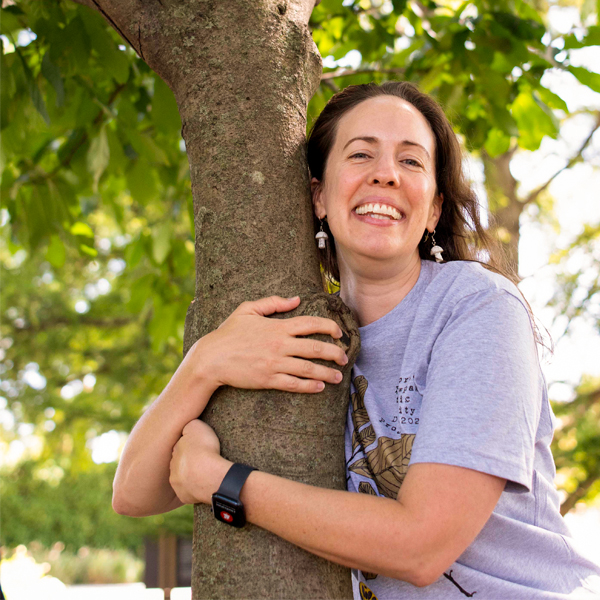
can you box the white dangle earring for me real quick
[430,230,444,263]
[315,218,329,250]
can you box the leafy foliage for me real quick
[552,376,600,514]
[0,460,193,551]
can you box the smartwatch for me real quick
[211,463,257,528]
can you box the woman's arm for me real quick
[111,341,219,516]
[112,295,348,517]
[170,419,506,587]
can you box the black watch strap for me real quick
[212,463,256,528]
[217,463,256,500]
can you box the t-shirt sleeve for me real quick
[409,289,542,493]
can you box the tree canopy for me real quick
[1,0,599,550]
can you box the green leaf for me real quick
[564,26,600,50]
[511,90,558,151]
[127,273,154,314]
[489,104,519,137]
[13,43,50,125]
[124,236,146,269]
[152,76,181,135]
[79,243,98,257]
[126,158,157,205]
[149,299,178,353]
[126,128,169,165]
[152,222,171,265]
[61,16,91,74]
[87,124,110,192]
[0,6,24,36]
[46,234,66,268]
[536,86,568,112]
[28,79,50,126]
[568,66,600,94]
[106,126,128,173]
[484,128,511,157]
[41,51,64,108]
[392,0,407,14]
[70,222,94,238]
[81,9,130,84]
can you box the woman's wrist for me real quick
[188,334,223,394]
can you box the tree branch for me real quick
[524,111,600,205]
[560,469,600,515]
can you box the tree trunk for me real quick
[481,148,522,274]
[73,0,358,597]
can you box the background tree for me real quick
[1,0,599,586]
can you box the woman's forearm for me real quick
[239,469,428,586]
[112,339,220,517]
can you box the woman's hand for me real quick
[169,419,232,505]
[193,295,349,394]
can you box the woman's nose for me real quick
[368,156,400,187]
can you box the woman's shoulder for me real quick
[425,259,526,311]
[423,260,538,347]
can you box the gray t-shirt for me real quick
[345,259,600,599]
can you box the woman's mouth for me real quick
[353,203,405,222]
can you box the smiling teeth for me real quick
[355,203,402,220]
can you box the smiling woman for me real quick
[112,82,600,599]
[308,82,509,291]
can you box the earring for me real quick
[315,218,329,250]
[430,230,444,263]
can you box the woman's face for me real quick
[313,95,442,274]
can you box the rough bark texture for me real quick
[195,293,360,599]
[74,0,358,597]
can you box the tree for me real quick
[2,0,600,594]
[5,0,362,598]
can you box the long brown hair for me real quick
[307,81,514,286]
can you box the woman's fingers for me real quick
[278,357,344,385]
[235,295,301,317]
[268,373,327,394]
[289,337,348,366]
[286,315,343,339]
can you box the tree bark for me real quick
[72,0,358,597]
[481,148,522,274]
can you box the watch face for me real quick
[212,494,246,528]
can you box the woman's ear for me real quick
[427,192,443,231]
[311,177,326,219]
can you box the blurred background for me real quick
[1,0,599,597]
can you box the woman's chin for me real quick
[339,242,419,271]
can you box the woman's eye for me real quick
[403,159,422,167]
[350,152,369,159]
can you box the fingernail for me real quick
[343,354,349,364]
[288,296,299,301]
[317,382,325,391]
[335,371,343,382]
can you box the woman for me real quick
[113,82,600,598]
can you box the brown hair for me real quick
[307,81,514,286]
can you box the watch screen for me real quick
[212,494,246,528]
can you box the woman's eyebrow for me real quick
[342,136,431,160]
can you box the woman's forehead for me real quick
[334,96,436,155]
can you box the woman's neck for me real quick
[338,253,422,327]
